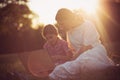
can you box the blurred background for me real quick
[0,0,120,80]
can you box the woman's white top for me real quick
[67,20,100,53]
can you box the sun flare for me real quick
[27,0,99,29]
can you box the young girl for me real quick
[42,24,73,66]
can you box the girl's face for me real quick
[45,34,58,45]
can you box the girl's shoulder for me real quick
[43,41,50,48]
[57,38,67,44]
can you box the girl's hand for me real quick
[52,55,71,61]
[51,55,62,61]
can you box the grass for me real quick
[0,42,120,80]
[0,53,50,80]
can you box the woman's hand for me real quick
[72,45,93,60]
[79,45,92,54]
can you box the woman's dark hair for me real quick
[55,8,76,22]
[42,24,58,38]
[55,8,84,29]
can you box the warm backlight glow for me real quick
[27,0,99,28]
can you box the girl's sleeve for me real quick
[43,43,47,50]
[62,40,72,53]
[83,22,100,46]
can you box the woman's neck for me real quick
[69,20,84,31]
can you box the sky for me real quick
[27,0,99,26]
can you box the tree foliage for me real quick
[0,2,45,54]
[0,0,28,4]
[0,3,33,35]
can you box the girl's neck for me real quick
[50,37,59,46]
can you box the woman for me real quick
[49,8,114,80]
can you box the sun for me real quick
[27,0,99,29]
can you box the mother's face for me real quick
[57,19,72,31]
[55,8,77,31]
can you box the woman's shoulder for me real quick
[84,20,95,27]
[81,20,96,31]
[73,20,90,29]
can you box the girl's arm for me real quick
[52,50,73,61]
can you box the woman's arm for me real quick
[72,45,93,59]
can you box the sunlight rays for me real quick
[27,0,99,27]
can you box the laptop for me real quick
[18,49,55,77]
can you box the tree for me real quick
[0,2,45,54]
